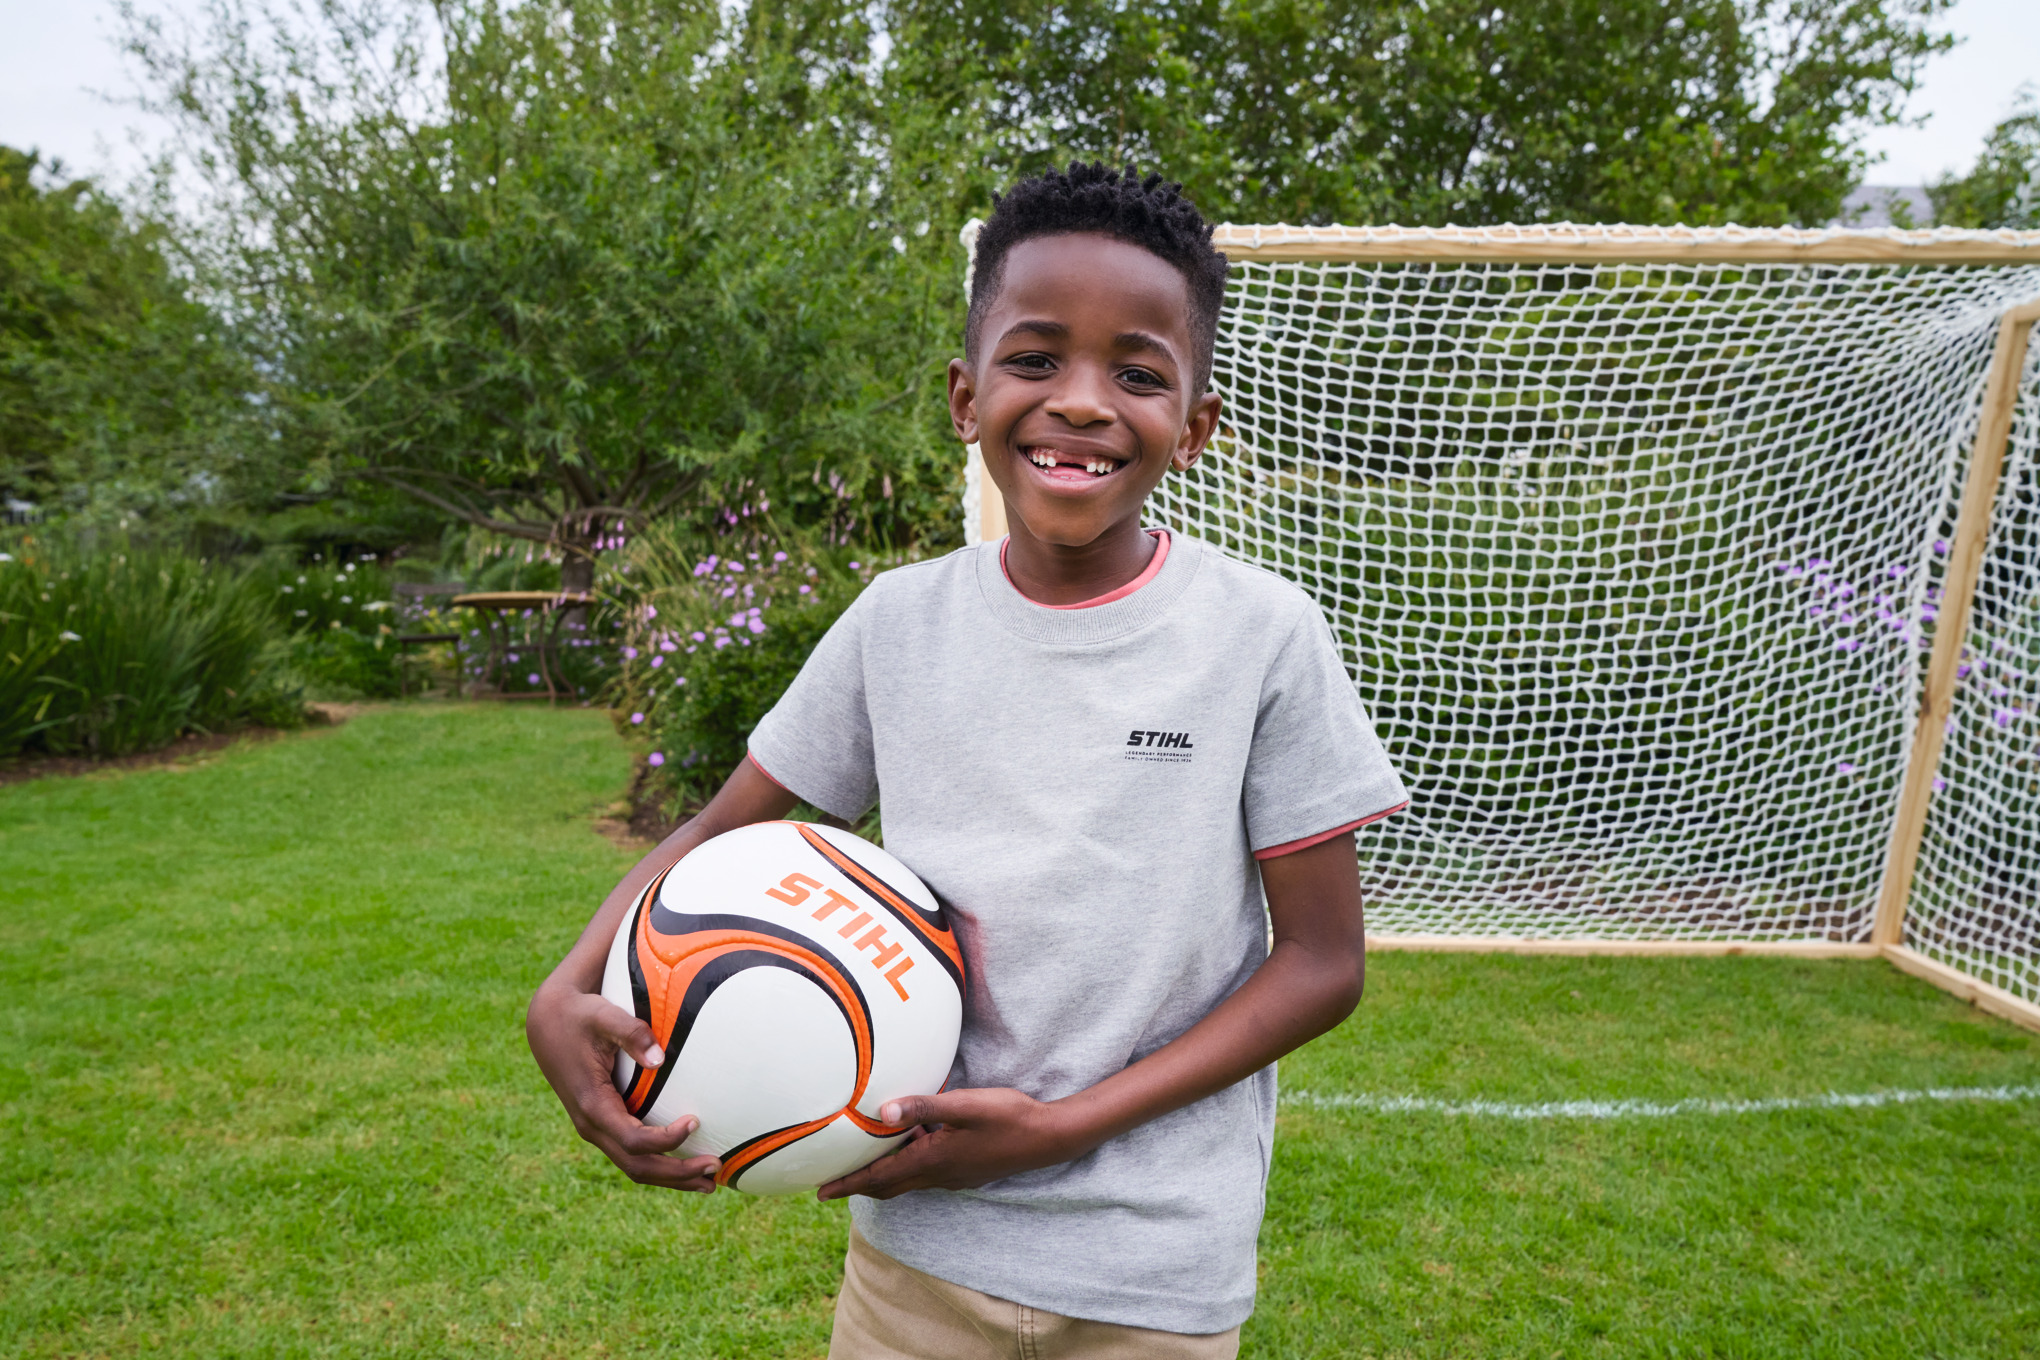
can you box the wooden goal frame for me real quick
[961,223,2040,1033]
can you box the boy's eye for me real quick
[1003,352,1055,372]
[1119,366,1167,389]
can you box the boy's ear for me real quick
[946,358,980,446]
[1170,391,1223,472]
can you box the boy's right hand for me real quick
[525,984,724,1192]
[524,757,797,1195]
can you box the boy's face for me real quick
[948,233,1222,549]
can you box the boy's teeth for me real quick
[1027,449,1115,474]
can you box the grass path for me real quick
[2,704,2036,1357]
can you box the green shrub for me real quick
[607,525,897,815]
[0,537,303,758]
[247,556,406,698]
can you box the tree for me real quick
[886,0,1953,227]
[0,146,253,522]
[133,0,968,585]
[1929,89,2040,230]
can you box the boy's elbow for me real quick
[1311,944,1366,1029]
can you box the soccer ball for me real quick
[602,820,966,1194]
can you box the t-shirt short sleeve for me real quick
[746,592,880,821]
[1243,604,1409,856]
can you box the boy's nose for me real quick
[1043,364,1116,427]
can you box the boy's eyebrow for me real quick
[999,319,1070,343]
[1113,330,1178,361]
[996,320,1179,364]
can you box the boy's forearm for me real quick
[1048,836,1366,1157]
[1048,933,1362,1155]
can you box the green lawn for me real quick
[2,705,2036,1358]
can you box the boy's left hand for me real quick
[815,1087,1081,1201]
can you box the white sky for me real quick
[2,0,2035,194]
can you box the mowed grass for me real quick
[2,705,2036,1358]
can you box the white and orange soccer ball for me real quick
[601,820,966,1194]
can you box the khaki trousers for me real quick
[827,1226,1242,1360]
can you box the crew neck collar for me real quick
[976,530,1201,644]
[1000,529,1171,610]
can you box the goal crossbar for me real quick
[959,221,2040,1034]
[1209,222,2040,265]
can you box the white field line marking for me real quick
[1281,1085,2040,1120]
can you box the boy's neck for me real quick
[1002,514,1158,607]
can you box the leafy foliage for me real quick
[0,147,254,523]
[606,522,894,811]
[1929,90,2040,229]
[135,0,966,584]
[246,556,409,699]
[0,537,302,758]
[889,0,1954,228]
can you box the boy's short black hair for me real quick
[967,163,1230,395]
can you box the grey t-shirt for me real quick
[747,533,1407,1333]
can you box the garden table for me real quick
[450,590,595,703]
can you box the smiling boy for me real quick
[527,164,1408,1357]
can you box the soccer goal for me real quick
[960,221,2040,1033]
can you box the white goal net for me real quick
[969,224,2040,998]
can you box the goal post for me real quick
[958,222,2040,1031]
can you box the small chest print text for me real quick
[1126,729,1195,764]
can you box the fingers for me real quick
[575,1102,723,1192]
[877,1091,968,1129]
[612,1147,724,1192]
[817,1134,941,1202]
[587,996,665,1069]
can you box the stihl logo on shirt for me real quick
[1125,729,1195,764]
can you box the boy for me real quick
[527,163,1408,1358]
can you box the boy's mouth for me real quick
[1021,446,1126,483]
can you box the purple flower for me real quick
[1837,760,1857,774]
[527,673,541,685]
[849,561,862,570]
[1958,661,1973,678]
[507,651,520,663]
[691,631,706,642]
[730,562,745,573]
[799,584,812,595]
[729,612,746,626]
[774,551,788,562]
[721,587,736,599]
[1995,708,2019,728]
[1808,558,1830,570]
[631,712,645,724]
[1839,637,1863,653]
[1933,539,1948,555]
[1933,776,1948,793]
[747,617,766,634]
[623,646,639,659]
[675,676,686,686]
[1888,564,1907,579]
[660,639,677,652]
[650,655,664,669]
[645,605,658,619]
[1808,605,1825,619]
[714,636,731,649]
[648,752,666,767]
